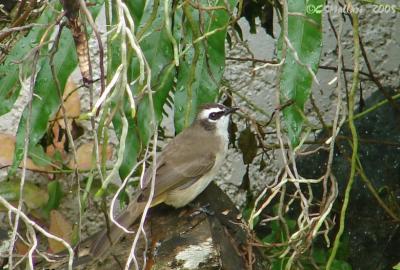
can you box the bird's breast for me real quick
[164,137,228,208]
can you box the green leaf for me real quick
[125,0,146,25]
[43,180,63,216]
[277,0,323,146]
[29,144,53,167]
[0,4,59,116]
[393,262,400,270]
[174,0,238,133]
[0,181,48,210]
[135,3,176,144]
[330,260,352,270]
[114,0,176,178]
[110,0,236,179]
[312,247,327,264]
[112,112,142,179]
[10,2,103,176]
[11,29,77,176]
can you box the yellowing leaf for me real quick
[48,210,72,253]
[69,142,113,170]
[0,134,51,172]
[55,76,81,120]
[0,181,49,210]
[15,239,29,256]
[46,77,82,160]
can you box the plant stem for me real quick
[326,7,360,269]
[353,92,400,121]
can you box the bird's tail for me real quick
[89,195,147,259]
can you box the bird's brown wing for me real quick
[140,128,217,200]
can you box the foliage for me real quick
[1,0,398,269]
[0,0,239,263]
[241,0,276,37]
[0,3,59,116]
[277,0,324,147]
[256,204,352,270]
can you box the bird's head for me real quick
[196,103,239,131]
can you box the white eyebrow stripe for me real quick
[199,108,224,119]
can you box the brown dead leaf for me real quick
[45,121,69,160]
[68,142,113,170]
[48,210,72,253]
[0,134,50,172]
[15,239,29,256]
[46,76,82,160]
[56,76,81,120]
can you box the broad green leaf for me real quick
[0,181,48,210]
[109,0,236,179]
[112,112,142,179]
[331,260,352,270]
[11,29,78,175]
[10,2,103,175]
[109,1,137,180]
[135,31,176,143]
[29,144,53,167]
[277,0,323,146]
[125,0,146,25]
[0,4,59,116]
[174,0,237,133]
[113,0,176,178]
[43,180,63,216]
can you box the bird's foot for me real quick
[188,202,215,217]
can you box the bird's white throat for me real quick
[216,115,230,144]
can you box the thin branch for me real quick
[327,7,361,269]
[78,0,106,94]
[345,12,400,113]
[8,31,40,269]
[284,36,320,86]
[327,12,350,107]
[48,22,82,246]
[226,56,372,78]
[313,14,345,243]
[319,64,372,79]
[0,196,74,270]
[353,91,400,121]
[0,23,46,35]
[355,158,400,222]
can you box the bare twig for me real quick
[78,0,106,94]
[0,23,46,35]
[284,36,320,86]
[327,5,361,268]
[0,196,74,270]
[344,11,400,113]
[355,158,400,222]
[48,22,82,247]
[7,29,41,269]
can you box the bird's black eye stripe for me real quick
[209,111,224,120]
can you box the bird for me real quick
[88,102,238,260]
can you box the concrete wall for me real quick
[216,3,399,206]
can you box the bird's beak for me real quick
[224,106,239,115]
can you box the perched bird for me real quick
[89,103,238,259]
